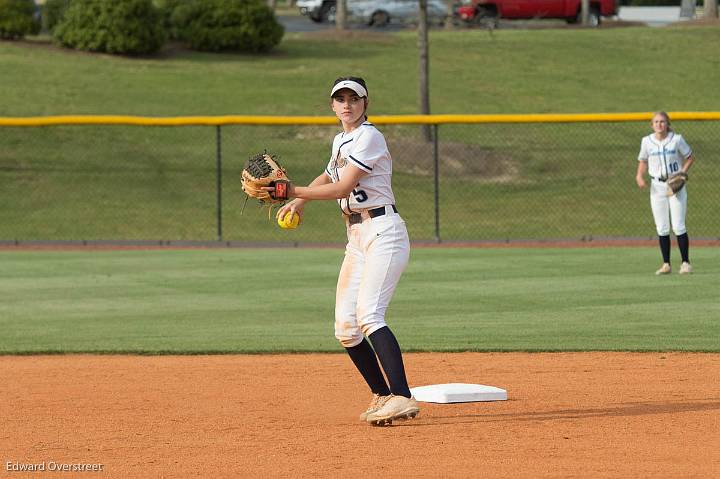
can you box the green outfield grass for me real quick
[2,247,718,354]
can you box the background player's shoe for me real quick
[359,394,390,421]
[655,263,671,275]
[366,395,419,426]
[679,262,693,274]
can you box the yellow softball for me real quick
[278,212,300,229]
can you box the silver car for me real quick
[347,0,449,26]
[297,0,336,23]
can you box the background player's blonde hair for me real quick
[653,111,673,132]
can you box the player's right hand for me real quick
[276,199,305,222]
[636,177,647,189]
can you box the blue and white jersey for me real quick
[325,122,396,214]
[638,132,692,180]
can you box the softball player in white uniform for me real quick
[274,77,418,426]
[635,111,696,275]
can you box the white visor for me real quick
[330,80,367,98]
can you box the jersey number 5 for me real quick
[352,185,368,203]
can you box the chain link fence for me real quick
[1,114,718,244]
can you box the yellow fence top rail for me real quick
[1,112,720,127]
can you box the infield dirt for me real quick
[1,353,718,478]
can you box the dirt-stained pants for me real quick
[334,208,410,347]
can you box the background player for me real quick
[635,111,696,275]
[274,76,419,426]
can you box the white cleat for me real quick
[655,263,671,275]
[679,262,693,275]
[366,395,420,427]
[359,394,390,422]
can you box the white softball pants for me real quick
[334,208,410,348]
[650,179,687,236]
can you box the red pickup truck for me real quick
[453,0,618,27]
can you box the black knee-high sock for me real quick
[677,233,690,263]
[658,235,671,263]
[368,326,411,398]
[345,338,391,396]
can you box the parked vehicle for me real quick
[452,0,619,27]
[348,0,449,26]
[297,0,336,23]
[298,0,449,26]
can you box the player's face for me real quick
[651,115,669,136]
[331,89,367,129]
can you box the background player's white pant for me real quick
[650,179,687,236]
[335,208,410,348]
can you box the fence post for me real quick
[432,123,441,243]
[216,125,223,241]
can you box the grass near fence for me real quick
[2,120,718,241]
[1,247,719,354]
[2,26,720,116]
[2,25,720,241]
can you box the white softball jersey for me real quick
[637,132,692,181]
[638,132,692,236]
[324,122,410,347]
[325,122,396,214]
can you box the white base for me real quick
[410,383,507,404]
